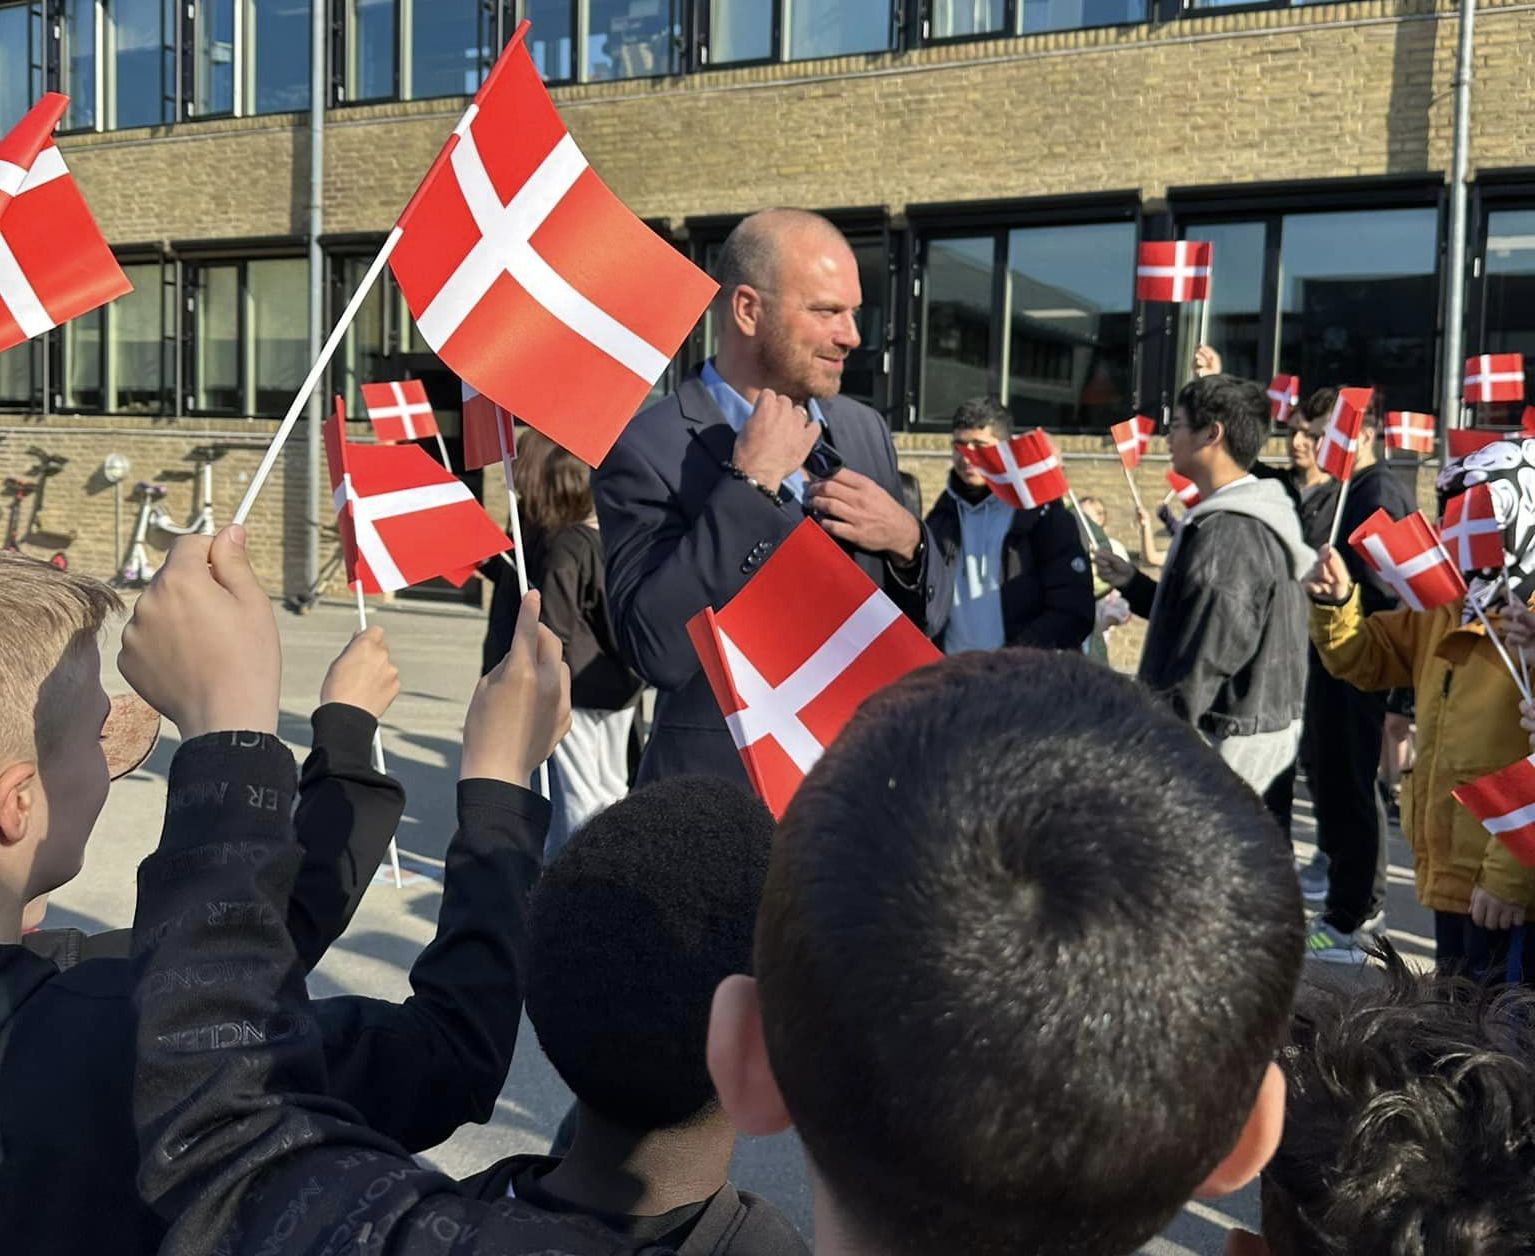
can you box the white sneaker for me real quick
[1304,918,1373,965]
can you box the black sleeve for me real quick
[1124,569,1159,620]
[1007,506,1095,650]
[287,703,405,973]
[313,779,549,1152]
[131,734,659,1256]
[874,423,953,639]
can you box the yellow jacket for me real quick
[1310,588,1535,914]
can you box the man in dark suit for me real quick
[593,209,951,786]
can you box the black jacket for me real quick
[132,734,668,1256]
[1333,460,1421,616]
[0,706,541,1256]
[925,483,1094,651]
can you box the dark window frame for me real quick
[913,0,1149,45]
[697,0,901,69]
[336,0,512,105]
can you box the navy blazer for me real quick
[593,371,953,787]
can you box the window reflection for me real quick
[1173,220,1266,386]
[197,0,236,114]
[108,0,167,128]
[1481,209,1535,411]
[0,4,43,127]
[247,0,311,114]
[710,0,774,63]
[409,0,488,98]
[1020,0,1145,33]
[921,237,997,424]
[347,0,395,100]
[249,258,308,414]
[931,0,1006,38]
[527,0,576,81]
[585,0,679,81]
[786,0,890,60]
[61,1,96,129]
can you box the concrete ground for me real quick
[54,596,1434,1255]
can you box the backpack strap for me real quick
[677,1182,748,1256]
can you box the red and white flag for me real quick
[1317,387,1374,482]
[1166,470,1201,508]
[1521,406,1535,437]
[1135,241,1212,303]
[461,380,517,472]
[686,520,940,817]
[1348,509,1466,613]
[389,22,717,468]
[324,398,509,594]
[1110,415,1156,470]
[1464,354,1525,405]
[1446,428,1506,459]
[0,93,131,353]
[1440,484,1505,572]
[1454,755,1535,868]
[959,429,1069,511]
[1267,375,1300,424]
[361,380,439,443]
[1385,411,1435,454]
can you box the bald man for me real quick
[593,209,952,786]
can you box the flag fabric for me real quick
[686,520,940,817]
[1446,428,1506,459]
[1522,406,1535,437]
[324,398,510,594]
[1166,471,1201,508]
[1454,755,1535,868]
[0,93,131,353]
[389,22,717,468]
[1110,415,1156,470]
[461,380,518,471]
[958,429,1070,511]
[1317,387,1374,482]
[361,380,439,443]
[1385,411,1436,454]
[1267,375,1300,424]
[1135,241,1212,303]
[1464,354,1525,405]
[1347,509,1466,613]
[1440,484,1505,572]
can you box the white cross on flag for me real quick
[0,93,130,353]
[1166,470,1201,508]
[324,397,509,594]
[1317,387,1374,482]
[1135,241,1212,303]
[461,380,517,471]
[361,380,439,443]
[1441,484,1505,572]
[958,429,1070,511]
[1385,411,1435,454]
[1455,755,1535,869]
[1347,508,1466,613]
[1267,375,1300,424]
[1464,354,1525,405]
[686,520,941,817]
[1110,415,1156,470]
[389,22,717,468]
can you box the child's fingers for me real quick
[509,590,542,663]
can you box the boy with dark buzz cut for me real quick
[462,777,808,1256]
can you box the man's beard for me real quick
[759,321,842,403]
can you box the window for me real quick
[246,0,311,114]
[926,0,1144,39]
[0,339,38,409]
[1170,221,1266,384]
[0,3,45,128]
[344,0,494,101]
[709,0,773,63]
[930,0,1007,39]
[190,257,307,416]
[57,260,166,412]
[105,0,171,128]
[60,0,97,130]
[918,219,1137,430]
[346,0,395,98]
[526,0,575,80]
[195,0,236,114]
[586,0,679,80]
[786,0,890,59]
[1479,208,1535,412]
[333,253,390,418]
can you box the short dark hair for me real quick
[757,650,1303,1256]
[525,777,774,1132]
[1264,949,1535,1256]
[951,396,1013,439]
[1298,386,1381,435]
[1177,374,1269,469]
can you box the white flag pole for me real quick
[234,226,404,526]
[1326,474,1354,550]
[355,581,404,889]
[432,431,453,470]
[1469,595,1533,704]
[1065,487,1099,557]
[496,418,551,800]
[1120,462,1146,517]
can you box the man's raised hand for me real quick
[1093,549,1136,590]
[321,626,400,720]
[803,468,921,562]
[731,389,821,493]
[1303,544,1353,605]
[460,590,571,785]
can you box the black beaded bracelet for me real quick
[722,460,784,507]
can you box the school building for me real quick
[1,0,1531,595]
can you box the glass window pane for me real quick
[1276,208,1439,416]
[1482,209,1535,412]
[932,0,1006,38]
[109,262,163,412]
[1020,0,1146,34]
[840,234,888,412]
[1002,222,1135,432]
[0,339,34,407]
[710,0,773,63]
[585,0,679,81]
[786,0,890,60]
[62,307,104,409]
[527,0,575,80]
[348,0,395,100]
[249,258,308,415]
[196,265,240,412]
[197,0,236,115]
[247,0,311,114]
[1172,221,1266,387]
[61,1,97,130]
[108,0,164,129]
[338,256,386,419]
[920,236,997,425]
[409,0,487,99]
[0,3,44,127]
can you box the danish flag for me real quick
[1347,509,1466,613]
[686,521,940,817]
[0,93,131,353]
[959,429,1070,511]
[1447,428,1506,459]
[1110,415,1156,470]
[1440,484,1505,573]
[361,380,439,443]
[1464,355,1525,405]
[1267,375,1300,424]
[1166,471,1201,508]
[1317,387,1374,482]
[389,22,717,468]
[1385,411,1435,454]
[1135,241,1212,303]
[324,398,509,594]
[1454,755,1535,869]
[461,380,517,471]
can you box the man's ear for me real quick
[0,761,37,848]
[1196,1062,1286,1198]
[729,284,765,339]
[707,974,792,1137]
[1204,419,1227,452]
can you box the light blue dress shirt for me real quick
[700,360,825,503]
